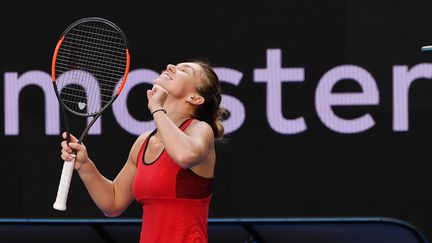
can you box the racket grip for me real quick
[53,158,75,211]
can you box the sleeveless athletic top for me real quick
[132,119,214,243]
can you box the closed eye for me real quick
[177,64,195,75]
[177,66,189,74]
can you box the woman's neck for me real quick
[162,99,194,127]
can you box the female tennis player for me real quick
[60,61,224,243]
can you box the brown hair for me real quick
[192,61,225,139]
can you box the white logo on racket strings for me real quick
[78,102,86,110]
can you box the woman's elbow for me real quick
[175,152,200,169]
[102,204,124,217]
[103,210,122,217]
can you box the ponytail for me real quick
[193,61,225,139]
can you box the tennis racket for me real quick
[52,17,130,211]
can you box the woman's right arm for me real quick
[61,132,148,217]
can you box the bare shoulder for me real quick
[186,120,214,140]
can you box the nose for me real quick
[166,64,176,74]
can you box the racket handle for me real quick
[53,158,75,211]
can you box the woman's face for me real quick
[153,62,204,100]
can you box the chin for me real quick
[153,79,167,89]
[153,79,162,85]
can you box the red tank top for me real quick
[132,119,214,243]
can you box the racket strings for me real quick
[55,20,127,116]
[57,44,126,66]
[56,63,124,85]
[65,32,126,53]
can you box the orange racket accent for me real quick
[51,35,65,82]
[117,48,130,95]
